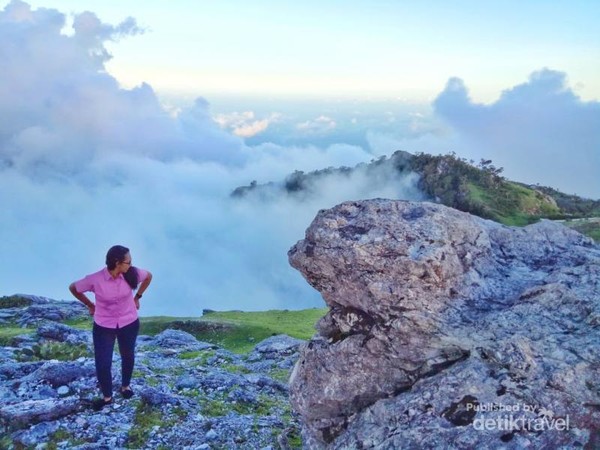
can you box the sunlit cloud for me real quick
[214,111,281,138]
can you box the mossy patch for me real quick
[0,327,35,346]
[16,342,90,362]
[126,400,165,448]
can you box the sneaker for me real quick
[92,397,112,411]
[120,387,134,399]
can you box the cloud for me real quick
[433,69,600,198]
[214,111,281,138]
[0,0,245,174]
[296,115,337,133]
[0,1,423,315]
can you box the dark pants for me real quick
[92,319,140,398]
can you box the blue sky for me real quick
[20,0,600,102]
[1,0,598,314]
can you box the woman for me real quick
[69,245,152,411]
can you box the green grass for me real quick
[564,219,600,243]
[269,368,292,384]
[466,180,600,241]
[140,308,326,354]
[200,396,231,417]
[126,400,166,448]
[0,327,35,346]
[0,308,326,354]
[16,342,91,362]
[466,182,561,226]
[63,318,93,329]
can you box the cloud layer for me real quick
[433,69,600,198]
[0,1,421,315]
[3,1,596,317]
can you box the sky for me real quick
[1,0,599,315]
[17,0,600,102]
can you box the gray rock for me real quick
[0,298,299,448]
[11,334,38,348]
[0,347,16,361]
[253,334,305,356]
[175,374,199,390]
[14,298,89,327]
[199,371,247,391]
[244,374,288,393]
[227,387,258,405]
[12,421,60,447]
[57,386,70,396]
[0,361,44,380]
[205,429,218,440]
[36,385,58,399]
[139,386,180,406]
[22,361,95,388]
[0,396,81,429]
[153,329,215,351]
[288,199,600,448]
[0,385,19,403]
[37,322,90,344]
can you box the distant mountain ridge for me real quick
[232,150,600,239]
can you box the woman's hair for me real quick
[105,245,139,290]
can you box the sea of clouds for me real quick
[1,1,598,315]
[0,1,422,315]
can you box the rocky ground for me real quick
[0,297,304,449]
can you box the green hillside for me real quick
[404,152,563,226]
[233,150,600,240]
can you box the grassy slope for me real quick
[12,308,327,354]
[563,219,600,242]
[466,182,561,226]
[406,152,596,229]
[141,308,327,353]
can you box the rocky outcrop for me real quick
[288,199,600,449]
[0,295,89,327]
[0,302,304,449]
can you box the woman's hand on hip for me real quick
[87,303,95,316]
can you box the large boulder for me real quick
[288,199,600,449]
[21,361,95,388]
[37,322,90,344]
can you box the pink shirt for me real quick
[74,267,149,328]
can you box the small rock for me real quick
[205,429,218,440]
[57,386,69,396]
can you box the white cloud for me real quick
[213,111,280,138]
[0,1,423,315]
[296,115,336,133]
[433,69,600,198]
